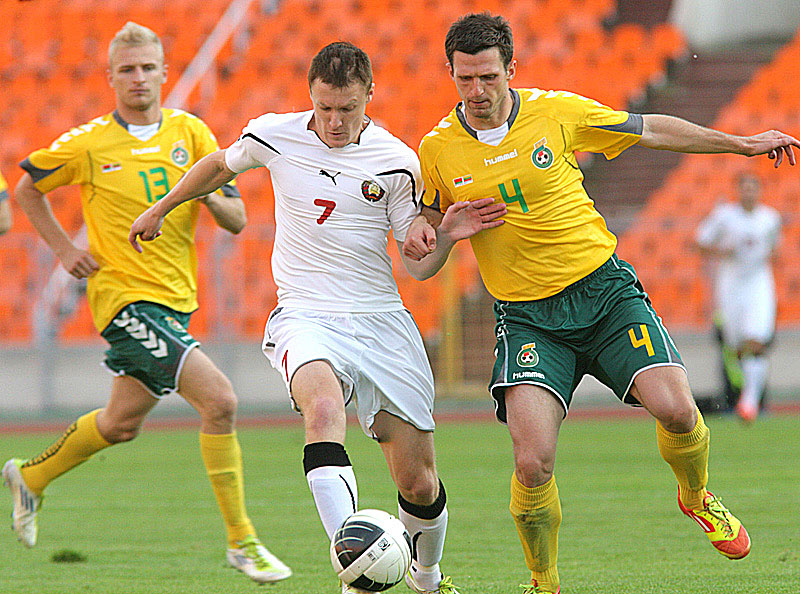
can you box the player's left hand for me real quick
[439,197,506,243]
[745,130,800,167]
[403,216,437,261]
[129,206,164,253]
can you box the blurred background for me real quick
[1,0,799,421]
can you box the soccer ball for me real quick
[330,509,412,592]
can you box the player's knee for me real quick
[197,375,237,424]
[395,469,438,506]
[102,420,142,443]
[658,401,697,433]
[514,453,554,487]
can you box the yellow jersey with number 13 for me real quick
[21,108,238,332]
[420,88,642,301]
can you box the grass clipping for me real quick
[51,549,87,563]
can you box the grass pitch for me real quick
[1,411,798,593]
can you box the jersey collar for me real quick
[455,88,520,140]
[112,109,164,132]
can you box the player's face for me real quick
[738,176,761,210]
[309,80,374,148]
[449,48,516,129]
[108,43,167,112]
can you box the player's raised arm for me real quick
[638,114,800,167]
[129,149,236,251]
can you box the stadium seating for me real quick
[619,30,800,329]
[1,0,686,343]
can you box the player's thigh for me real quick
[101,301,199,398]
[373,411,438,503]
[504,383,564,486]
[589,294,684,405]
[177,347,235,413]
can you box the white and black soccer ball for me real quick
[330,509,412,592]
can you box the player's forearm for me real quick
[153,150,237,219]
[639,114,750,154]
[15,175,75,256]
[0,201,12,235]
[201,195,247,234]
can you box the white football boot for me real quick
[226,534,292,583]
[2,458,41,548]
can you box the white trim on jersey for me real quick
[225,111,422,313]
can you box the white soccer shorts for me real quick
[716,275,776,347]
[262,307,436,437]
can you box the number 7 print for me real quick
[314,199,337,224]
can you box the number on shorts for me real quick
[314,199,336,224]
[628,324,655,357]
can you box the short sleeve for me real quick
[20,129,91,193]
[0,172,8,203]
[385,150,423,242]
[419,137,453,214]
[225,114,282,173]
[553,92,642,160]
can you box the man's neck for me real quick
[116,104,162,126]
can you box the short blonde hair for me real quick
[108,21,164,66]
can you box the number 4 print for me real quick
[314,199,336,224]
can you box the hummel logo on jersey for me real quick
[131,146,161,155]
[484,148,518,167]
[318,169,341,184]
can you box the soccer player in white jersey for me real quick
[696,173,781,422]
[130,41,505,594]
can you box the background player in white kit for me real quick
[696,172,781,422]
[129,42,504,594]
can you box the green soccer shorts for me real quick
[101,301,199,398]
[490,255,684,422]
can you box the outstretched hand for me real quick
[746,130,800,167]
[129,206,164,253]
[439,197,507,243]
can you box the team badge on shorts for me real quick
[516,342,540,367]
[361,180,385,202]
[531,138,554,169]
[170,141,190,166]
[165,316,186,333]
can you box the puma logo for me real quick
[319,169,341,184]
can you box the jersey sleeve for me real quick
[225,114,282,174]
[696,205,725,247]
[553,92,642,160]
[419,136,453,214]
[385,148,423,242]
[19,129,91,193]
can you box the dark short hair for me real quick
[445,12,514,68]
[308,41,373,90]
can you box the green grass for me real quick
[1,412,798,593]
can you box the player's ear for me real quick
[446,61,454,78]
[366,82,375,103]
[506,59,516,81]
[161,62,168,84]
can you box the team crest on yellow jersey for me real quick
[531,138,554,169]
[516,342,540,367]
[361,180,385,202]
[171,141,190,166]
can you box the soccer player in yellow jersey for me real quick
[403,13,800,594]
[2,22,291,584]
[0,171,12,235]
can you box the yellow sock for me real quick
[20,409,112,495]
[509,472,561,593]
[199,432,256,547]
[656,407,709,510]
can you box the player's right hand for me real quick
[129,207,164,253]
[59,246,99,279]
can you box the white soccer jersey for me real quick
[696,202,781,344]
[225,111,422,312]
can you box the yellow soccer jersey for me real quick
[21,109,238,331]
[0,171,8,201]
[420,88,642,301]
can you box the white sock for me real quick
[399,504,448,589]
[306,465,358,539]
[740,356,768,410]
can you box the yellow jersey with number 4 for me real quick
[420,88,642,301]
[21,109,237,331]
